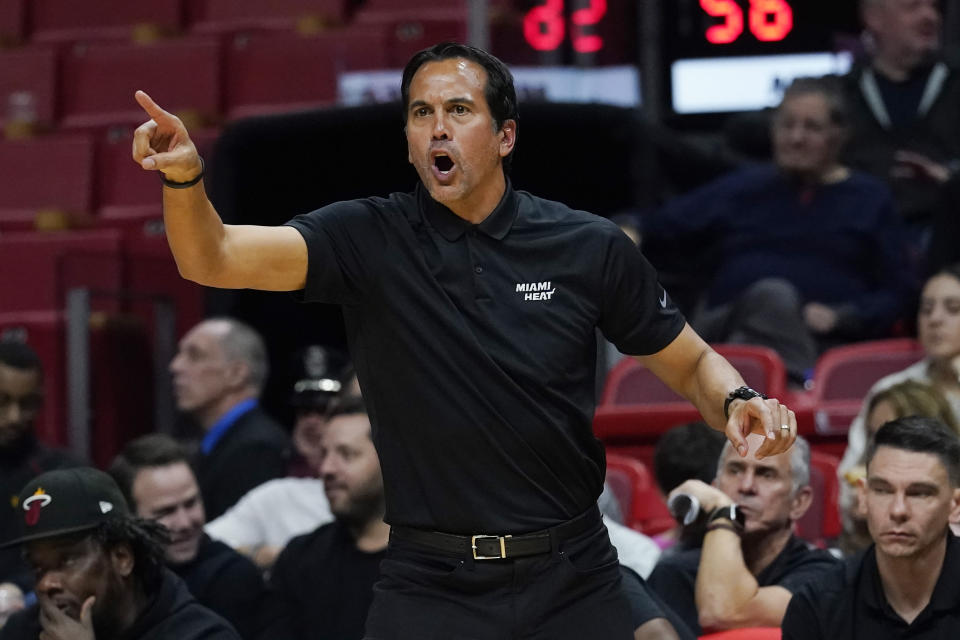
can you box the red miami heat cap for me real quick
[1,467,130,548]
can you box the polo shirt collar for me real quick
[418,179,519,242]
[200,398,257,456]
[861,531,960,614]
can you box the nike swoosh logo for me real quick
[659,291,668,308]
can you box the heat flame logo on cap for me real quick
[22,488,52,526]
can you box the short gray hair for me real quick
[207,317,269,394]
[717,435,811,494]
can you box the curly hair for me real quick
[92,517,169,592]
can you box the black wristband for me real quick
[160,157,204,189]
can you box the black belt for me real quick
[390,505,600,561]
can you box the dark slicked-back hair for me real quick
[401,42,519,171]
[108,434,193,510]
[867,416,960,487]
[0,340,43,378]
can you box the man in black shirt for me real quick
[271,396,388,640]
[782,417,960,639]
[170,318,290,520]
[649,434,838,635]
[0,467,239,640]
[109,434,288,640]
[132,42,797,638]
[0,341,83,592]
[842,0,960,230]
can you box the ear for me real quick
[789,485,814,522]
[498,119,517,159]
[949,488,960,524]
[225,360,250,389]
[109,543,135,579]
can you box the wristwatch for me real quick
[708,504,745,532]
[723,386,767,419]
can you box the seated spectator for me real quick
[286,345,347,478]
[0,341,83,592]
[170,318,290,520]
[271,395,387,640]
[648,434,838,635]
[109,434,288,640]
[0,468,239,640]
[604,513,662,580]
[653,421,727,551]
[838,265,960,546]
[841,380,959,552]
[841,0,960,238]
[642,77,910,383]
[782,417,960,638]
[620,566,696,640]
[205,360,346,569]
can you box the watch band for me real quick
[723,386,767,419]
[708,504,745,533]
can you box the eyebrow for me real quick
[408,97,477,112]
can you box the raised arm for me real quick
[636,324,796,459]
[132,91,307,291]
[670,479,793,631]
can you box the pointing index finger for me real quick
[134,90,172,122]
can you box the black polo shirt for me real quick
[648,535,839,636]
[782,532,960,639]
[286,181,684,533]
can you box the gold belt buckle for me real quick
[471,534,512,560]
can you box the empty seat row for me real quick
[0,17,472,135]
[0,129,219,231]
[596,339,926,460]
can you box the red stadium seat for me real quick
[223,30,389,119]
[189,0,350,34]
[794,450,841,546]
[0,134,95,231]
[0,46,57,134]
[601,344,787,406]
[605,452,674,535]
[60,39,220,130]
[0,0,26,45]
[94,127,220,225]
[0,229,122,313]
[352,13,469,68]
[29,0,183,43]
[806,339,925,436]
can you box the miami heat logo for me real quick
[22,488,52,526]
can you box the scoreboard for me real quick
[510,0,862,113]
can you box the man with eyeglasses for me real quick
[0,341,82,593]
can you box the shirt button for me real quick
[474,265,484,274]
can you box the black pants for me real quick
[364,514,634,640]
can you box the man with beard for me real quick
[0,467,239,640]
[270,396,388,640]
[648,434,838,635]
[0,341,82,591]
[109,435,288,640]
[782,417,960,638]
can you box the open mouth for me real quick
[434,154,454,173]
